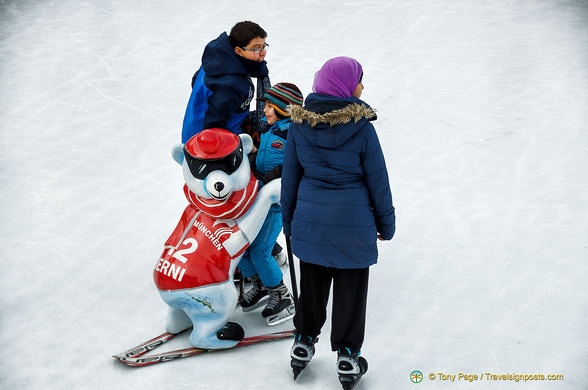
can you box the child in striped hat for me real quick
[238,82,303,325]
[253,82,303,184]
[259,82,304,122]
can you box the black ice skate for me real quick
[238,274,268,312]
[262,281,295,326]
[337,348,368,390]
[290,333,318,380]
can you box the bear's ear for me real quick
[239,133,253,154]
[171,143,184,165]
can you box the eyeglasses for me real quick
[184,143,243,180]
[241,43,269,54]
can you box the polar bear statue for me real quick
[153,128,281,349]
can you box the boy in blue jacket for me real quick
[181,21,270,143]
[179,21,287,266]
[238,83,304,326]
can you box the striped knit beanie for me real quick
[258,82,303,117]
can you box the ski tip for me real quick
[112,352,136,360]
[112,354,127,360]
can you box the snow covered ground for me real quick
[1,0,587,389]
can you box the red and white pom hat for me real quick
[184,129,244,179]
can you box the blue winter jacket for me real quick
[256,118,289,174]
[281,94,395,269]
[256,118,289,211]
[181,32,269,143]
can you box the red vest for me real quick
[154,174,258,291]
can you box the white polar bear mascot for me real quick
[153,128,281,349]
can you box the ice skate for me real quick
[238,274,268,312]
[290,333,317,380]
[262,281,295,325]
[337,348,368,390]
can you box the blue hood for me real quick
[202,32,268,78]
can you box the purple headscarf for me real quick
[312,56,363,98]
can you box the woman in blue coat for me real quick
[281,57,395,386]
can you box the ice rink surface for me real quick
[1,1,586,389]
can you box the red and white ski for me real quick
[113,329,294,367]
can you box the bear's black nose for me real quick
[214,182,225,193]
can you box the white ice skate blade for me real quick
[265,304,295,326]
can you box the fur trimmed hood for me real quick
[289,102,376,128]
[286,93,378,149]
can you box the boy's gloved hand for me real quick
[253,165,282,184]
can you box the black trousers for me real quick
[293,260,369,353]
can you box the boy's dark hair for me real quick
[229,21,267,49]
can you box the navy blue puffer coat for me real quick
[281,93,395,269]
